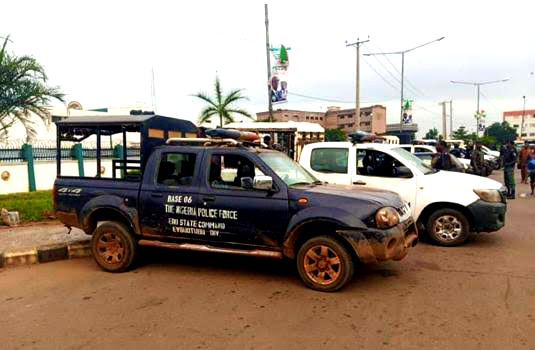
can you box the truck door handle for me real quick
[151,192,163,198]
[353,180,366,185]
[202,196,216,202]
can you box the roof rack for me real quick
[166,138,267,149]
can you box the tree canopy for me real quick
[424,127,438,139]
[0,35,65,141]
[192,76,253,127]
[485,122,517,145]
[325,128,346,141]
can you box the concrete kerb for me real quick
[0,239,91,268]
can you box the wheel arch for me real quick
[282,219,358,260]
[83,207,136,235]
[417,202,475,231]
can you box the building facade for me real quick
[256,105,387,134]
[503,109,535,141]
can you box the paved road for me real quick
[1,175,534,349]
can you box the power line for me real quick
[480,91,504,113]
[288,91,394,105]
[361,56,400,93]
[368,41,429,98]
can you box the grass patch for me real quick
[0,190,53,224]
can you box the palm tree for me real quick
[192,76,253,127]
[0,35,65,141]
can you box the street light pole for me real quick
[346,37,369,131]
[364,36,445,140]
[450,78,509,136]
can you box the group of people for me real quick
[516,142,535,197]
[432,140,535,199]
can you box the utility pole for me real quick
[264,4,273,122]
[449,100,453,138]
[364,37,445,140]
[451,78,509,136]
[439,101,448,139]
[346,37,369,131]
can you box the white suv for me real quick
[299,142,507,246]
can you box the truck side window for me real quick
[310,148,348,174]
[157,153,196,186]
[357,150,410,178]
[209,154,264,190]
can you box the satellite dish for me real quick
[67,101,83,110]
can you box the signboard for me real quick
[270,45,289,104]
[475,110,486,132]
[402,99,413,124]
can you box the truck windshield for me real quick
[391,147,434,174]
[258,152,319,186]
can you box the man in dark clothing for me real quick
[471,142,486,176]
[503,141,518,199]
[432,141,454,171]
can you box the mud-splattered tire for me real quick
[91,221,137,272]
[426,208,470,247]
[296,235,354,292]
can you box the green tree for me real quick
[192,76,253,127]
[0,35,65,141]
[452,126,470,141]
[424,127,438,139]
[325,128,346,141]
[485,122,517,145]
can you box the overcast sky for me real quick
[2,0,534,138]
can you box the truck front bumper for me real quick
[467,200,506,233]
[338,218,418,264]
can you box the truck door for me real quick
[198,150,289,247]
[352,148,418,214]
[139,149,206,240]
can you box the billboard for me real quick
[270,45,289,104]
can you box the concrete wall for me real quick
[0,160,113,194]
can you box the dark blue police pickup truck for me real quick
[54,138,418,292]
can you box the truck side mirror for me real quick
[253,175,273,190]
[396,166,413,178]
[240,177,253,189]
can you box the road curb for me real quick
[0,239,91,268]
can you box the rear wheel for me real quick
[426,208,470,246]
[296,235,354,292]
[91,221,138,272]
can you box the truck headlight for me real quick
[375,207,400,229]
[473,189,502,203]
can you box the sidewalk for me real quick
[0,223,91,268]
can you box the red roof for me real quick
[503,110,535,117]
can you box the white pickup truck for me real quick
[299,142,507,246]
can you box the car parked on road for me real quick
[54,131,418,292]
[299,142,507,246]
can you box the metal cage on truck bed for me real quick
[54,115,198,179]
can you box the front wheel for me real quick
[296,235,354,292]
[426,208,470,246]
[91,221,138,272]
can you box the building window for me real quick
[340,116,345,119]
[320,117,323,120]
[306,116,309,120]
[513,124,519,128]
[530,133,535,136]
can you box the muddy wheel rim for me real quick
[433,215,462,242]
[303,245,341,286]
[96,232,126,265]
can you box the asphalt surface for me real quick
[1,172,534,349]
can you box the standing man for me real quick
[471,142,485,176]
[432,140,453,171]
[518,142,530,184]
[503,140,518,199]
[528,146,535,196]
